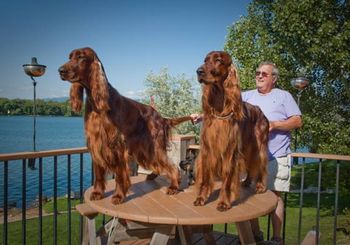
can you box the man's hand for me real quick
[190,113,203,124]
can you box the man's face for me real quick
[255,64,276,94]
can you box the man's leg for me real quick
[271,191,284,243]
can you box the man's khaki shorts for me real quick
[267,155,291,192]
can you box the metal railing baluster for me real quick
[267,214,271,240]
[333,160,340,245]
[67,154,71,245]
[282,192,287,242]
[316,159,322,245]
[79,153,84,244]
[297,157,306,244]
[3,160,8,245]
[38,157,43,245]
[53,156,58,245]
[22,159,26,245]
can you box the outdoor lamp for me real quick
[23,57,46,77]
[290,76,309,158]
[291,77,309,91]
[23,57,46,169]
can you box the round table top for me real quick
[84,175,277,225]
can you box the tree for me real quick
[0,98,82,117]
[143,68,201,136]
[225,0,350,154]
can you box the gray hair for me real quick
[258,61,279,79]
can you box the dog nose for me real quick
[58,66,67,75]
[196,67,205,76]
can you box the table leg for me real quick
[150,225,175,245]
[235,221,256,245]
[177,225,190,245]
[86,216,97,245]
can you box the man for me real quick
[242,61,302,244]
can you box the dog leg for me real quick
[155,153,180,195]
[112,163,131,205]
[217,177,232,212]
[90,163,106,201]
[255,173,267,194]
[165,165,180,195]
[193,186,207,206]
[193,156,213,206]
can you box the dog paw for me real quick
[193,197,205,206]
[166,187,179,195]
[111,194,124,205]
[255,183,267,193]
[90,191,103,201]
[216,202,231,212]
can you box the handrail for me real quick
[290,152,350,161]
[187,145,350,162]
[0,147,89,161]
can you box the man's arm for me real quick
[269,115,302,132]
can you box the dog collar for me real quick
[213,111,234,120]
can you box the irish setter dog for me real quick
[58,47,192,205]
[194,51,269,211]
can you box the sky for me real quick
[0,0,251,100]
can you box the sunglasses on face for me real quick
[255,71,274,77]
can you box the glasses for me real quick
[255,71,275,77]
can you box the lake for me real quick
[0,116,92,208]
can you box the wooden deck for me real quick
[119,231,241,244]
[119,231,281,244]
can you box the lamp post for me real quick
[291,77,309,162]
[23,57,46,169]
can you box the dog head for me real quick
[58,47,102,86]
[196,51,232,85]
[59,47,110,112]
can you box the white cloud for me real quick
[123,90,145,99]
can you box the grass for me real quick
[1,161,349,244]
[0,199,107,244]
[0,211,106,245]
[214,198,350,245]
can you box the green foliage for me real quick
[225,0,350,155]
[143,68,201,136]
[0,97,82,117]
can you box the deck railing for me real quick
[0,147,91,245]
[288,152,350,245]
[0,149,349,244]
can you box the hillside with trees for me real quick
[0,98,82,117]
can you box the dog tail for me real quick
[166,116,193,127]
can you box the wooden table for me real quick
[84,175,277,245]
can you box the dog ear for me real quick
[225,64,240,86]
[223,64,244,120]
[89,58,110,112]
[70,83,84,113]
